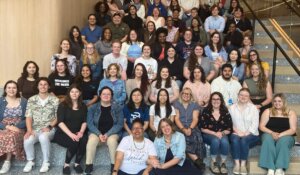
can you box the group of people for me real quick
[0,0,298,175]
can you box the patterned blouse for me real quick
[25,94,59,131]
[4,105,22,118]
[200,108,233,132]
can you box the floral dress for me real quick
[0,105,25,160]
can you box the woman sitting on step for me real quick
[259,93,297,175]
[0,80,27,174]
[229,88,260,175]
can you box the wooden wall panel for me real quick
[0,0,98,86]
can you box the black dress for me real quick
[53,103,88,164]
[153,148,203,175]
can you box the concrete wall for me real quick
[0,0,99,86]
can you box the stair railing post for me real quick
[272,45,277,90]
[252,18,256,43]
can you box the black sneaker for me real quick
[74,164,83,174]
[110,164,114,173]
[63,166,71,175]
[85,164,93,174]
[194,158,206,171]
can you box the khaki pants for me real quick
[86,133,119,164]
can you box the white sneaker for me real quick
[275,169,285,175]
[39,162,50,173]
[23,161,35,173]
[0,161,11,174]
[267,169,275,175]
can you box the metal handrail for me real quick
[240,0,300,89]
[282,0,300,17]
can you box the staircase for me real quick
[246,20,300,175]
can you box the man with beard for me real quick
[211,64,241,106]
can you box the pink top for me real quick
[183,80,211,104]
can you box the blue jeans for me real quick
[202,133,230,157]
[230,134,260,160]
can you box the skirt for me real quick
[185,128,206,158]
[0,117,25,160]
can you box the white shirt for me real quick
[211,76,242,106]
[134,57,158,80]
[103,53,128,71]
[229,103,259,136]
[149,105,176,131]
[117,135,157,174]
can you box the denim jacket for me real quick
[204,45,228,62]
[98,79,126,106]
[87,102,124,137]
[0,97,27,129]
[154,131,186,166]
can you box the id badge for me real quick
[228,98,233,105]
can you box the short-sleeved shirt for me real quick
[200,108,233,132]
[80,80,98,100]
[117,135,157,174]
[123,105,149,129]
[25,94,59,131]
[173,101,200,128]
[48,73,74,96]
[134,57,158,80]
[149,104,176,131]
[151,80,179,100]
[81,25,102,43]
[103,53,128,71]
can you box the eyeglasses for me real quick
[250,54,257,57]
[182,93,191,96]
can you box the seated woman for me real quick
[183,44,216,81]
[246,49,270,78]
[80,43,103,83]
[227,49,245,82]
[98,63,126,106]
[149,89,176,140]
[126,63,151,104]
[95,28,113,59]
[152,118,203,174]
[165,16,179,45]
[259,93,297,175]
[134,45,158,82]
[204,31,228,69]
[150,66,179,103]
[229,88,260,175]
[0,81,27,174]
[243,63,272,116]
[53,84,88,175]
[200,92,232,175]
[23,77,59,173]
[94,2,111,27]
[75,65,98,108]
[143,21,157,46]
[85,86,123,174]
[120,29,144,77]
[160,46,184,88]
[183,66,211,107]
[69,26,84,62]
[112,118,157,175]
[191,17,207,45]
[50,39,77,76]
[238,35,254,63]
[123,88,149,137]
[151,27,173,62]
[173,88,206,171]
[48,59,74,102]
[17,61,39,99]
[146,7,166,29]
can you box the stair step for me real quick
[258,50,294,59]
[13,143,111,167]
[273,75,300,84]
[270,66,300,75]
[255,37,283,44]
[284,93,300,105]
[255,25,274,32]
[254,44,289,50]
[275,84,300,93]
[255,31,279,37]
[264,58,300,67]
[248,157,300,175]
[248,146,300,157]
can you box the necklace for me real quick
[133,139,145,150]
